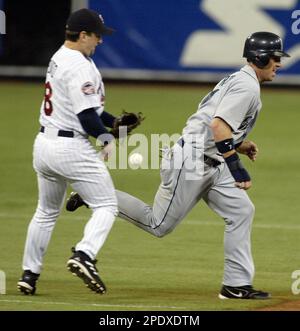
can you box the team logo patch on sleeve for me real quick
[81,82,96,95]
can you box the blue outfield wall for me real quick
[89,0,300,82]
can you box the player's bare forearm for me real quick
[211,118,236,158]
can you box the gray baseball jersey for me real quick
[116,64,262,287]
[183,65,262,161]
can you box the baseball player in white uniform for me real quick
[18,9,118,295]
[67,32,290,299]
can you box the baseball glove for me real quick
[110,111,145,138]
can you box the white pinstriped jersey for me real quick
[39,45,105,135]
[183,65,262,161]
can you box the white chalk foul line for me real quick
[0,298,186,310]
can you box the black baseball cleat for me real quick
[17,270,40,295]
[67,248,106,294]
[66,192,88,212]
[218,285,271,299]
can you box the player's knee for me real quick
[154,225,173,238]
[92,205,118,217]
[32,209,58,230]
[154,230,167,238]
[227,200,255,229]
[35,207,60,222]
[90,195,118,216]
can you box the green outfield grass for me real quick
[0,81,299,311]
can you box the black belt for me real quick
[204,156,221,168]
[177,138,221,167]
[40,126,74,138]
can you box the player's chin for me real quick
[270,72,277,80]
[266,74,275,82]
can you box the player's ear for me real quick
[79,31,88,41]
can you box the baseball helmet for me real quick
[243,32,290,68]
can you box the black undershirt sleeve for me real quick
[100,111,116,128]
[77,108,113,144]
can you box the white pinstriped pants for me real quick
[22,132,118,274]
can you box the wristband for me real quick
[215,138,234,154]
[224,152,251,182]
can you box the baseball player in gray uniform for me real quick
[17,9,118,295]
[67,32,290,299]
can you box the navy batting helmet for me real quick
[243,32,290,68]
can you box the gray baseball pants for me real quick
[116,142,255,286]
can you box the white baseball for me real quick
[129,153,143,166]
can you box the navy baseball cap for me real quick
[66,8,114,36]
